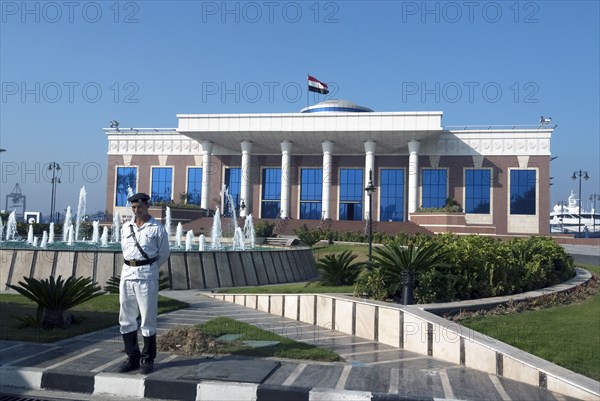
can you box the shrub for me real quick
[404,234,575,304]
[7,275,105,329]
[317,250,363,286]
[294,224,321,247]
[254,220,275,237]
[354,268,388,301]
[417,197,463,213]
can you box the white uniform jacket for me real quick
[120,216,170,281]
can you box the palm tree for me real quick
[372,241,449,304]
[316,250,363,286]
[8,275,105,329]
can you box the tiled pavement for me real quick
[1,290,583,400]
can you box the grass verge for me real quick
[0,294,188,343]
[457,264,600,381]
[158,316,342,362]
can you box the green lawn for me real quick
[0,294,188,343]
[313,243,371,263]
[460,264,600,380]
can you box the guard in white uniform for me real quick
[118,193,170,374]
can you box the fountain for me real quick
[91,221,100,244]
[198,234,206,251]
[27,225,34,244]
[0,187,317,294]
[48,222,55,243]
[210,207,222,249]
[165,206,172,238]
[175,222,183,248]
[6,211,17,241]
[232,227,245,251]
[185,230,194,251]
[111,211,121,243]
[40,231,48,248]
[0,217,4,242]
[101,227,109,247]
[75,186,87,241]
[223,186,239,234]
[244,214,256,249]
[66,225,74,246]
[62,206,72,242]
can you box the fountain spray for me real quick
[62,206,72,242]
[75,186,87,241]
[210,207,222,249]
[48,222,55,243]
[6,211,17,241]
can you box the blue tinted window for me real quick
[261,168,281,218]
[115,167,137,206]
[339,169,363,220]
[510,170,536,215]
[151,167,173,202]
[300,168,322,219]
[187,168,202,205]
[465,169,490,214]
[422,169,447,208]
[224,168,241,216]
[380,169,404,221]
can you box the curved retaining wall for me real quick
[0,248,318,292]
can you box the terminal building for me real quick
[103,100,553,236]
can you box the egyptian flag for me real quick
[308,75,329,94]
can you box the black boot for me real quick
[140,334,156,374]
[117,331,140,373]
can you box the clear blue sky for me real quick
[1,1,599,216]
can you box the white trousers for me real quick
[119,278,158,337]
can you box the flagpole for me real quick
[307,73,309,109]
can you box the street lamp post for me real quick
[571,170,589,233]
[48,162,61,223]
[590,194,599,232]
[365,169,376,263]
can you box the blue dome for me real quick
[300,100,373,113]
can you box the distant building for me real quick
[102,100,552,235]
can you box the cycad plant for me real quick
[372,241,449,304]
[316,250,363,286]
[7,275,105,329]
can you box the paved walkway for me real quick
[0,290,582,401]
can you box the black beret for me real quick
[128,193,150,203]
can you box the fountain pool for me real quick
[0,187,318,293]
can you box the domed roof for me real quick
[300,100,373,113]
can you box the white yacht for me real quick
[550,191,600,234]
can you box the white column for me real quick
[364,140,376,220]
[280,140,292,219]
[240,140,252,217]
[408,140,421,215]
[321,140,334,219]
[201,141,213,210]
